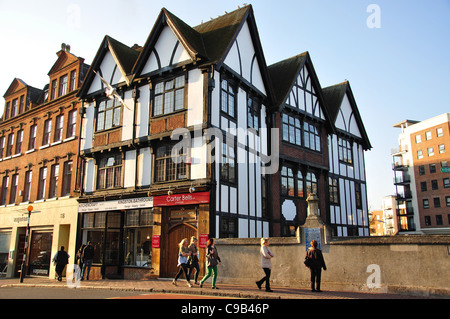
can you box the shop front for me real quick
[0,198,79,279]
[77,191,211,280]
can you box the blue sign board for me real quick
[305,228,321,251]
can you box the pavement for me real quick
[0,276,440,299]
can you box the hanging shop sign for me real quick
[153,192,210,207]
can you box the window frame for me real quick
[97,153,123,190]
[220,141,236,185]
[152,75,186,117]
[220,77,237,119]
[96,97,122,132]
[154,143,189,183]
[338,137,353,165]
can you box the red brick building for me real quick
[0,44,89,279]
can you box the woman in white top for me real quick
[256,238,274,292]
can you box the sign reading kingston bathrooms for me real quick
[79,197,154,212]
[78,192,211,212]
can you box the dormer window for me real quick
[51,80,57,100]
[59,75,68,97]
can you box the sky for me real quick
[0,0,449,210]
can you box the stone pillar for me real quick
[297,193,332,248]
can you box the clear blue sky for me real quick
[1,0,449,210]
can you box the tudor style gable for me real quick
[133,8,205,78]
[322,81,371,150]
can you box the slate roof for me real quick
[267,52,308,110]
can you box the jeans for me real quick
[200,266,218,287]
[256,268,271,290]
[310,267,322,291]
[188,261,200,283]
[81,259,93,280]
[174,263,191,282]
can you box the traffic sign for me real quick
[441,167,450,173]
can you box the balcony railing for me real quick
[391,144,409,155]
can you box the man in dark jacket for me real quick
[305,240,327,292]
[53,246,69,281]
[81,241,95,280]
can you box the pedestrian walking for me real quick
[53,246,69,281]
[75,244,85,279]
[172,238,193,287]
[81,241,95,280]
[256,238,274,292]
[199,238,221,289]
[304,239,326,292]
[187,236,200,285]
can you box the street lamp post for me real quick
[19,205,33,283]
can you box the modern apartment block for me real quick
[0,44,89,278]
[392,113,450,234]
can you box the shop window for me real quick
[0,232,11,273]
[124,209,153,267]
[28,232,53,276]
[82,212,106,264]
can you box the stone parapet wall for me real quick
[213,235,450,297]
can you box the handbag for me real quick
[206,247,218,267]
[206,255,218,267]
[304,256,312,268]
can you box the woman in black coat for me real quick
[305,240,326,292]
